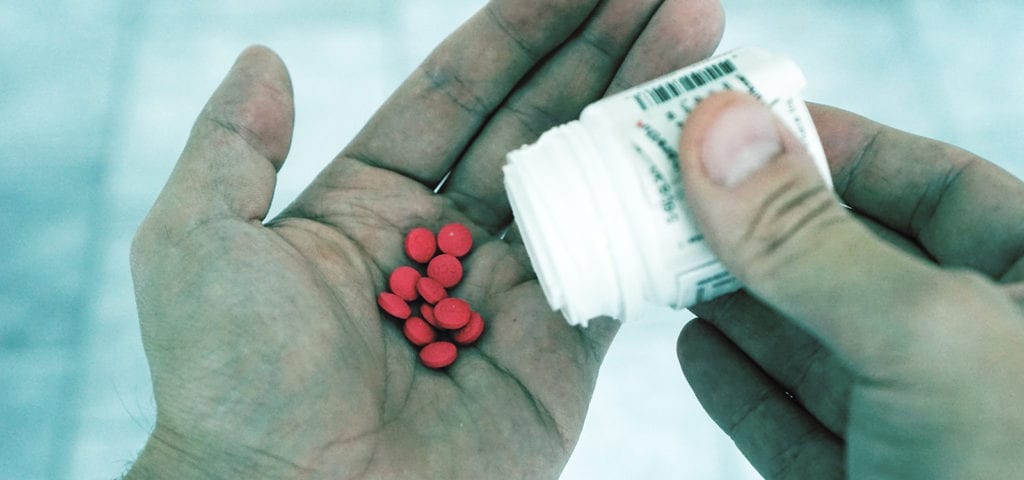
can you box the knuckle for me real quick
[205,112,263,158]
[488,0,595,56]
[734,178,847,279]
[576,27,619,65]
[421,59,491,118]
[506,101,565,138]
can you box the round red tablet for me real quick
[420,303,438,328]
[377,292,411,319]
[416,277,447,305]
[433,297,471,330]
[404,227,437,263]
[427,254,463,288]
[437,223,472,257]
[403,317,436,346]
[388,266,421,301]
[453,311,484,345]
[419,341,457,369]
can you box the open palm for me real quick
[127,1,724,477]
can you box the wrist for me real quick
[126,423,310,480]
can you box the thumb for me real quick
[151,45,294,228]
[678,92,951,369]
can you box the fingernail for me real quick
[701,102,782,187]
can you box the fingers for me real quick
[810,103,1024,279]
[149,46,295,227]
[443,0,724,231]
[677,92,958,371]
[688,209,933,439]
[690,294,851,437]
[338,0,599,187]
[678,319,845,479]
[604,0,724,94]
[441,0,663,230]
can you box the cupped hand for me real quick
[126,1,724,478]
[675,92,1024,478]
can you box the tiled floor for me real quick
[2,1,1021,479]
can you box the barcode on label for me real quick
[633,59,737,110]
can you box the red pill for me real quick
[453,311,485,345]
[416,277,447,304]
[377,292,411,319]
[420,303,438,328]
[403,317,436,346]
[434,297,471,330]
[437,223,472,257]
[420,341,457,369]
[388,266,421,301]
[404,227,437,263]
[427,254,463,288]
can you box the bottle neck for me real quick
[505,120,632,326]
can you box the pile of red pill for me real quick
[376,223,484,369]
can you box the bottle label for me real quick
[587,48,830,310]
[630,58,739,112]
[504,48,830,325]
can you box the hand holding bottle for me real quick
[677,91,1024,479]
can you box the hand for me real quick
[675,92,1024,478]
[126,1,724,478]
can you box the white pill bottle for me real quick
[503,47,831,327]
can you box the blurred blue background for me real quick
[2,1,1021,478]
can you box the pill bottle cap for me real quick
[505,121,645,326]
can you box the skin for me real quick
[676,93,1024,478]
[125,0,724,478]
[125,0,1024,477]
